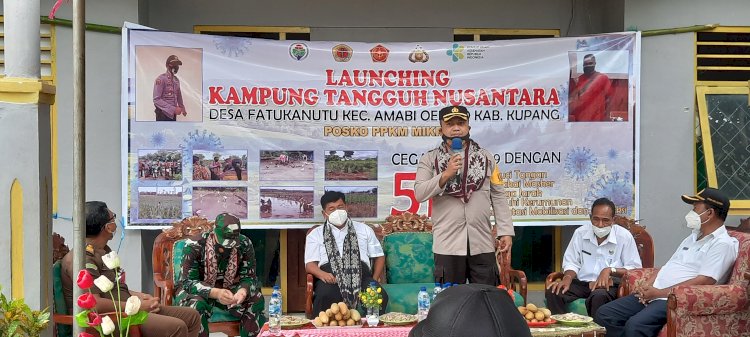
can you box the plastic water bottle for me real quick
[417,286,430,322]
[272,285,281,298]
[268,290,282,335]
[432,282,442,300]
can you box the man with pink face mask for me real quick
[546,198,642,317]
[304,191,388,314]
[596,188,738,337]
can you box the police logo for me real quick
[408,45,429,63]
[332,44,353,62]
[289,42,309,61]
[370,44,389,63]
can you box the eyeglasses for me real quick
[107,213,117,224]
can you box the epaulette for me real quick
[85,244,95,254]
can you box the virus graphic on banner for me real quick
[213,36,251,57]
[586,171,633,215]
[607,149,619,160]
[180,129,224,152]
[150,131,166,147]
[564,147,598,181]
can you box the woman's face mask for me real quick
[685,209,710,229]
[592,225,612,238]
[326,209,348,226]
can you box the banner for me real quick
[123,28,640,228]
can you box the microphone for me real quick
[451,138,463,176]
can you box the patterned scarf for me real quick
[434,139,489,202]
[323,220,361,308]
[203,232,239,289]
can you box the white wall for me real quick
[625,0,750,265]
[32,0,145,289]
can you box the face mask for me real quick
[327,209,348,226]
[441,133,470,143]
[214,214,240,248]
[170,66,179,74]
[583,65,595,75]
[592,225,612,238]
[685,209,709,229]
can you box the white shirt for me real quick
[562,224,642,282]
[304,220,384,269]
[653,225,738,290]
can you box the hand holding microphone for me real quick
[450,138,463,178]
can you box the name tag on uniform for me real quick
[582,250,591,256]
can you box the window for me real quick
[695,27,750,214]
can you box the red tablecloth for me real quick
[260,323,414,337]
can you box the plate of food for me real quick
[280,315,310,329]
[550,313,594,327]
[380,312,418,326]
[526,319,556,327]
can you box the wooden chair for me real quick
[152,216,244,337]
[544,216,654,314]
[51,233,142,337]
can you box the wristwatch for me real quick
[610,267,617,275]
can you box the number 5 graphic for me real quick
[391,172,432,216]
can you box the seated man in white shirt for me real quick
[546,198,642,317]
[304,191,388,314]
[595,188,739,337]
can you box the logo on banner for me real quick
[370,44,389,62]
[408,45,429,63]
[446,43,465,62]
[289,43,309,61]
[332,44,353,62]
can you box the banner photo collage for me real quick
[123,28,640,228]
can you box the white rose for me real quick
[102,251,120,269]
[101,315,115,335]
[124,295,141,316]
[94,275,114,293]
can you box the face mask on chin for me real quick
[592,225,612,238]
[170,66,179,74]
[441,133,470,143]
[685,209,709,230]
[327,209,348,226]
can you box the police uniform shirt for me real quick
[653,225,738,291]
[562,224,642,282]
[153,72,185,118]
[304,220,384,269]
[61,244,131,313]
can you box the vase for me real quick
[366,306,380,327]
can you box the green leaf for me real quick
[119,311,148,327]
[6,321,20,337]
[74,310,92,328]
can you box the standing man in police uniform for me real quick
[153,55,187,121]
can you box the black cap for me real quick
[439,105,470,122]
[409,284,532,337]
[166,55,182,66]
[681,187,730,214]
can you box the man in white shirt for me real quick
[546,198,642,317]
[596,188,739,337]
[304,191,388,314]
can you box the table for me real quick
[259,322,414,337]
[530,323,606,337]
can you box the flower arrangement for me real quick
[74,251,147,337]
[0,286,50,337]
[359,285,383,310]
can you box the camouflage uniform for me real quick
[175,224,265,337]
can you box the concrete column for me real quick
[1,2,54,337]
[3,0,41,78]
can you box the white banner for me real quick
[123,28,640,228]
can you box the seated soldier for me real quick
[305,191,389,314]
[61,201,201,337]
[176,213,264,337]
[596,188,739,337]
[546,198,642,318]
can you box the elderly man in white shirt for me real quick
[546,198,642,317]
[596,188,739,337]
[304,191,387,314]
